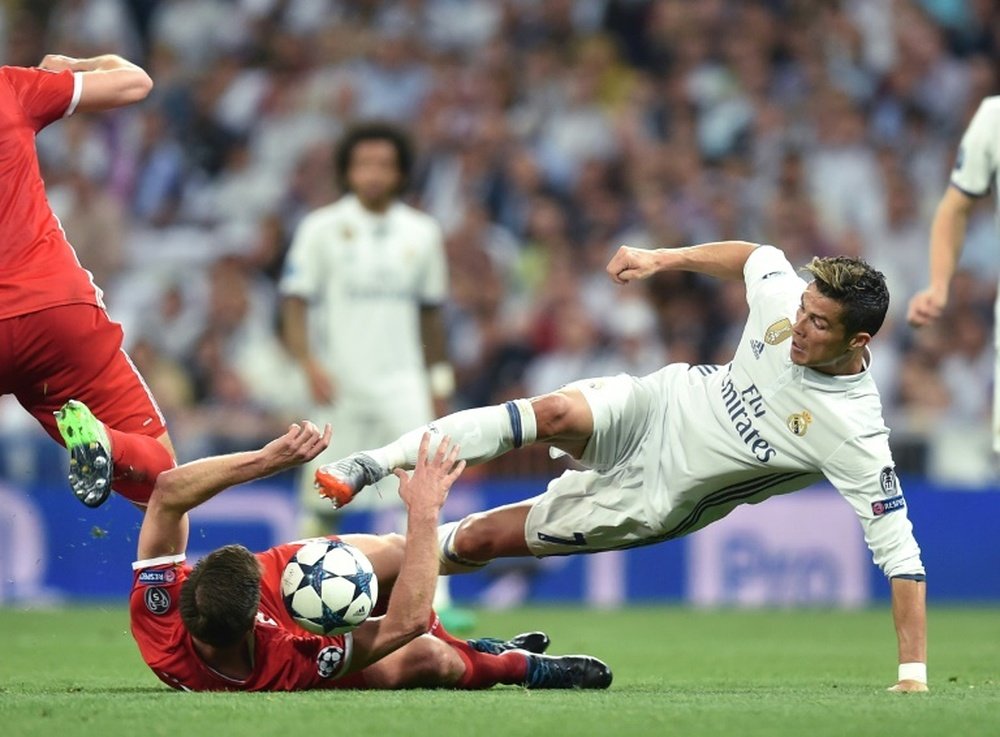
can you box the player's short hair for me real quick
[802,256,889,337]
[179,544,261,648]
[334,120,413,194]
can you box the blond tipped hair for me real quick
[802,256,889,336]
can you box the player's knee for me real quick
[420,640,464,683]
[453,513,509,561]
[531,392,577,439]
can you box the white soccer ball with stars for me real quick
[281,539,379,635]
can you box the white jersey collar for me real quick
[797,346,874,391]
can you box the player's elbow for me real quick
[147,468,185,514]
[388,608,432,644]
[123,70,153,104]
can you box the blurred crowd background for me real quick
[1,0,998,484]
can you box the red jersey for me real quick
[0,65,104,320]
[129,538,367,692]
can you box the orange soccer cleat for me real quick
[314,453,385,509]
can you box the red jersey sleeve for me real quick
[129,555,189,680]
[0,66,79,131]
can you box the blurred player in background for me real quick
[130,418,611,692]
[0,53,175,508]
[319,240,929,692]
[908,95,1000,452]
[280,121,470,629]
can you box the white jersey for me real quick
[279,194,447,404]
[950,95,1000,200]
[645,247,922,577]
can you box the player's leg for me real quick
[439,374,661,569]
[315,384,598,508]
[13,305,176,507]
[340,532,405,614]
[360,632,612,690]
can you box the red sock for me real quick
[450,644,527,689]
[106,427,176,502]
[429,615,528,689]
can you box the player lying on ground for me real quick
[122,414,611,692]
[317,240,929,693]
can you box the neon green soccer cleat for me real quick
[55,399,113,508]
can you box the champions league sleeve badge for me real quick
[316,645,345,678]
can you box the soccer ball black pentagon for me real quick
[281,540,379,635]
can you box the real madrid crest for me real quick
[764,318,793,345]
[786,410,812,437]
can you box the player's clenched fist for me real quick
[606,245,664,285]
[906,288,947,328]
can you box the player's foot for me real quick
[522,654,612,690]
[55,399,113,508]
[314,453,386,509]
[469,631,550,655]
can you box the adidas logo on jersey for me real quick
[750,339,765,359]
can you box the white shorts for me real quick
[524,372,667,556]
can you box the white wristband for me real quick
[429,362,456,399]
[898,662,927,684]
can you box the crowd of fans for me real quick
[2,0,998,483]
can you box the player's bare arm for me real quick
[888,577,929,693]
[39,53,152,112]
[420,304,454,418]
[347,433,465,672]
[607,240,759,285]
[281,296,335,404]
[907,186,975,328]
[136,422,331,560]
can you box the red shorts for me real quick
[0,303,167,446]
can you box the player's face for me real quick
[347,140,402,211]
[790,283,859,373]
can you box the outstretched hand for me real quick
[262,421,332,473]
[606,245,663,285]
[888,680,929,693]
[394,433,465,513]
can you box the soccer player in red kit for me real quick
[0,53,175,508]
[130,417,611,691]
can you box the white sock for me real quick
[437,521,490,575]
[365,399,538,472]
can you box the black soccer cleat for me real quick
[55,399,113,508]
[522,654,613,690]
[468,631,551,656]
[314,453,386,509]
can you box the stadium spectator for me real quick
[3,1,997,482]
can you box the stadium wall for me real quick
[0,470,996,606]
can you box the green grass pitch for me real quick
[1,605,997,737]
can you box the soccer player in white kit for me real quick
[908,95,1000,451]
[280,122,464,626]
[317,240,929,692]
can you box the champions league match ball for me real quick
[281,540,379,635]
